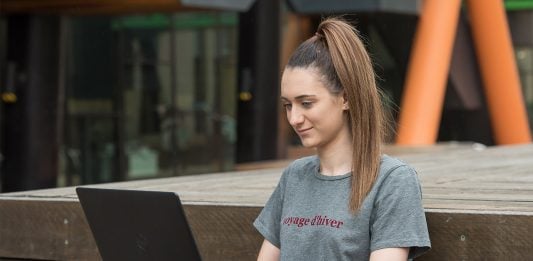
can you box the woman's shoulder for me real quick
[380,154,416,173]
[285,155,319,173]
[280,155,319,181]
[377,154,420,187]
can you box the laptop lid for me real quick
[76,187,202,261]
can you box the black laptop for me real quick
[76,187,202,261]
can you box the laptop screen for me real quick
[76,187,202,261]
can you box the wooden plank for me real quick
[0,200,100,260]
[0,198,262,261]
[419,212,533,260]
[2,146,533,213]
[422,187,533,202]
[1,144,533,259]
[185,205,262,261]
[1,198,532,260]
[423,198,533,213]
[237,142,476,171]
[1,168,284,206]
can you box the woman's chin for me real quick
[300,139,319,148]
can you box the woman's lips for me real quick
[296,127,312,135]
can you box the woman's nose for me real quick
[288,109,304,126]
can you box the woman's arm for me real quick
[257,239,280,261]
[370,247,409,261]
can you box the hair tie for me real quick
[315,32,323,39]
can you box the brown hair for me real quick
[286,17,386,213]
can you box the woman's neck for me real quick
[317,128,353,176]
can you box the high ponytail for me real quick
[287,17,385,213]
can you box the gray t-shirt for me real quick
[254,155,431,260]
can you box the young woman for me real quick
[253,18,431,260]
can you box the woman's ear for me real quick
[342,92,349,110]
[343,103,349,111]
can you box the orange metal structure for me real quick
[396,0,462,145]
[466,0,532,144]
[396,0,531,145]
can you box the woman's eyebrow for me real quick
[280,95,317,101]
[295,95,316,100]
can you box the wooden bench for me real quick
[1,143,532,260]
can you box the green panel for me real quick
[112,13,237,30]
[505,0,533,10]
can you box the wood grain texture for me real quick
[1,144,532,260]
[0,200,100,260]
[0,199,263,261]
[184,205,262,261]
[419,212,533,260]
[4,144,531,213]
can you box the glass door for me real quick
[61,13,238,185]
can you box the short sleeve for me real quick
[370,165,431,259]
[253,168,288,248]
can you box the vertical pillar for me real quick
[236,0,280,162]
[2,16,60,192]
[396,0,462,145]
[466,0,532,144]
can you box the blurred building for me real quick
[0,0,532,192]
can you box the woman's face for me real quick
[281,67,349,149]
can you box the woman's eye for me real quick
[283,103,292,110]
[301,101,313,108]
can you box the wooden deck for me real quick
[1,143,532,260]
